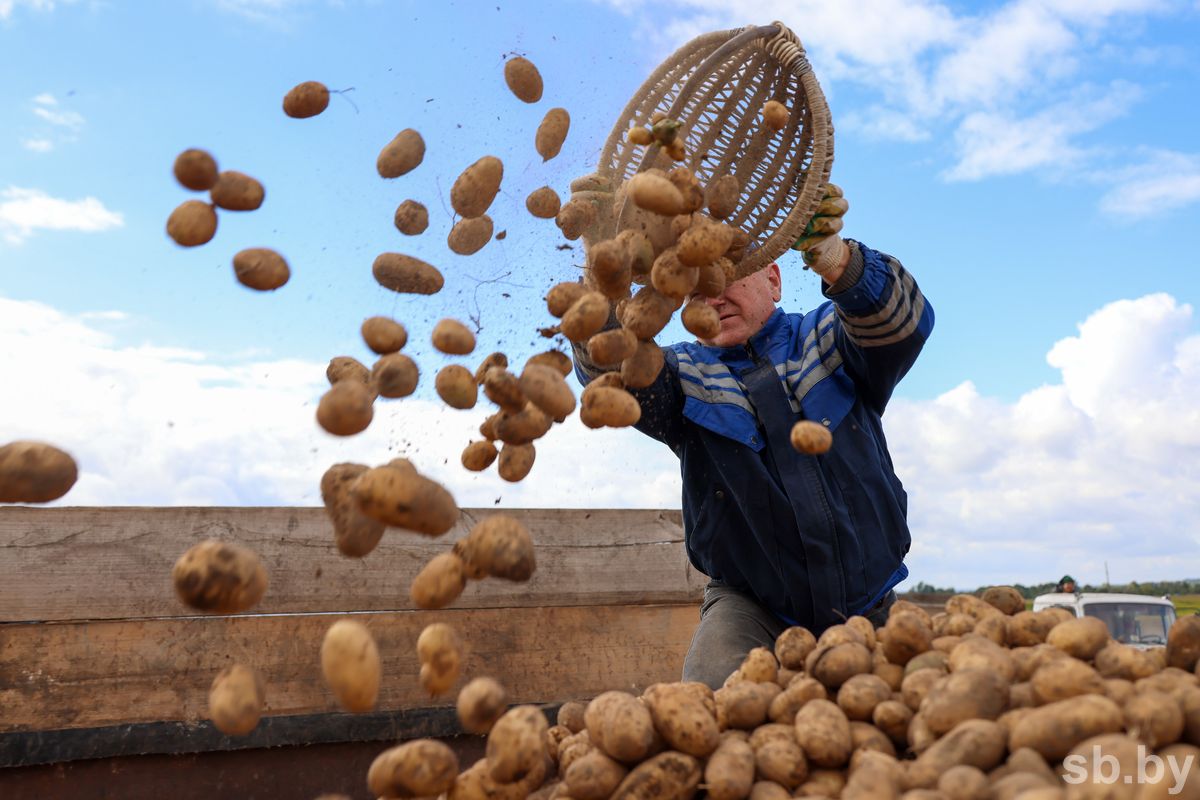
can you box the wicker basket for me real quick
[585,21,833,280]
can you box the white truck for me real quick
[1032,592,1178,649]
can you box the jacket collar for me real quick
[711,307,789,364]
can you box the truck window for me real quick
[1083,602,1175,646]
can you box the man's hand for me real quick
[792,184,849,282]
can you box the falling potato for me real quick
[173,148,218,191]
[361,317,408,355]
[172,538,268,613]
[761,99,789,131]
[372,253,444,295]
[320,619,381,712]
[417,622,464,696]
[316,381,374,436]
[0,441,78,503]
[231,247,289,291]
[411,552,468,610]
[535,107,569,161]
[377,128,425,178]
[210,171,264,212]
[503,56,543,103]
[432,319,476,356]
[436,365,478,409]
[166,200,217,247]
[461,440,498,472]
[448,215,494,256]
[282,80,330,118]
[526,186,562,220]
[208,664,265,736]
[450,156,504,219]
[393,199,429,236]
[457,677,508,734]
[371,353,419,399]
[790,420,832,455]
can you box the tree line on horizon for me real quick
[906,579,1200,598]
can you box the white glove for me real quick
[793,184,849,278]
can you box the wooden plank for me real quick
[0,738,487,800]
[0,705,524,768]
[0,507,700,623]
[0,603,699,733]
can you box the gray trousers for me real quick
[681,582,896,689]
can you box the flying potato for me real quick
[166,200,217,247]
[282,80,329,118]
[372,253,444,295]
[432,318,476,355]
[208,664,265,736]
[448,215,494,256]
[436,365,478,409]
[232,247,289,291]
[173,148,218,191]
[504,56,543,103]
[393,199,428,235]
[316,380,374,436]
[0,441,78,503]
[536,107,570,161]
[361,316,407,355]
[377,128,425,178]
[320,619,381,712]
[210,171,264,211]
[451,156,504,219]
[172,539,268,613]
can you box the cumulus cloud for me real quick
[0,295,682,509]
[889,292,1200,588]
[0,187,124,244]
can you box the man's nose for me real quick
[704,294,725,308]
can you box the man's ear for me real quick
[767,263,782,302]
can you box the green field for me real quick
[1173,594,1200,615]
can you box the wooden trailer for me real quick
[0,507,704,799]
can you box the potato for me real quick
[913,718,1007,777]
[498,442,536,482]
[475,352,510,384]
[629,171,685,217]
[785,419,832,455]
[546,282,587,318]
[883,612,934,666]
[484,368,528,413]
[974,613,1009,645]
[1009,694,1124,760]
[172,538,267,613]
[798,769,846,798]
[461,440,498,472]
[411,552,468,610]
[586,691,658,763]
[562,292,611,342]
[418,622,463,696]
[1125,690,1185,748]
[1030,657,1105,705]
[504,56,543,103]
[432,365,477,410]
[761,100,789,131]
[457,514,536,581]
[566,751,629,800]
[1140,743,1200,799]
[458,677,508,735]
[0,441,78,503]
[282,80,329,118]
[526,186,563,219]
[361,316,407,355]
[934,765,987,800]
[621,341,665,389]
[611,751,701,800]
[589,239,633,300]
[208,664,265,736]
[678,299,720,340]
[705,737,755,800]
[616,229,655,279]
[704,175,740,220]
[664,168,703,214]
[166,199,217,247]
[794,699,852,768]
[904,650,948,677]
[231,247,289,291]
[1096,642,1161,680]
[642,683,720,757]
[901,668,944,712]
[556,197,598,240]
[748,781,790,800]
[581,385,641,428]
[690,260,727,299]
[448,215,494,255]
[588,328,638,367]
[320,619,381,712]
[371,353,419,399]
[775,626,817,670]
[875,661,905,691]
[372,252,445,294]
[948,635,1017,683]
[325,355,368,386]
[920,669,1008,735]
[755,739,808,789]
[376,128,425,178]
[210,170,264,211]
[872,700,913,747]
[978,585,1025,615]
[351,462,458,535]
[1169,617,1200,672]
[536,107,570,161]
[651,248,699,299]
[527,350,573,378]
[890,599,933,625]
[678,221,733,268]
[173,148,219,192]
[430,318,476,356]
[558,730,596,772]
[320,463,385,557]
[621,285,676,340]
[368,739,459,798]
[520,364,576,419]
[838,673,893,722]
[393,199,429,235]
[557,701,587,733]
[809,642,873,689]
[452,156,504,219]
[768,677,825,724]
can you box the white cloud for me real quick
[32,104,83,130]
[1098,149,1200,217]
[0,0,57,20]
[0,187,124,244]
[0,295,682,509]
[888,292,1200,588]
[21,138,54,153]
[32,93,56,106]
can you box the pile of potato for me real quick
[360,591,1200,800]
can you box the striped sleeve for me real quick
[823,240,934,412]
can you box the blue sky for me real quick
[1,0,1198,589]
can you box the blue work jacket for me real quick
[575,240,934,632]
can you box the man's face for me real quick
[693,263,782,348]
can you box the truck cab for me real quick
[1032,592,1177,649]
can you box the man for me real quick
[573,188,934,688]
[1055,575,1077,593]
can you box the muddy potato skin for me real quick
[527,349,573,377]
[174,148,219,191]
[485,704,549,786]
[629,172,684,217]
[682,299,720,340]
[320,463,385,557]
[368,739,459,798]
[519,364,576,419]
[527,186,562,219]
[566,750,629,800]
[621,341,665,389]
[418,622,464,696]
[705,737,755,800]
[643,683,720,758]
[435,365,478,410]
[351,463,459,535]
[706,175,740,220]
[457,514,536,581]
[457,678,508,737]
[393,199,429,235]
[535,107,570,161]
[208,664,265,736]
[498,442,536,482]
[588,328,638,367]
[369,353,419,399]
[793,699,852,769]
[432,318,477,356]
[586,690,657,763]
[232,247,289,291]
[317,380,374,436]
[320,619,381,712]
[377,128,426,178]
[790,420,832,455]
[448,215,494,256]
[210,170,264,211]
[504,56,543,103]
[1008,694,1124,760]
[761,100,789,131]
[610,751,701,800]
[0,441,78,503]
[372,253,445,294]
[173,538,268,613]
[461,440,498,471]
[283,80,330,118]
[452,156,504,219]
[361,316,407,355]
[167,200,218,247]
[561,292,611,342]
[581,386,641,428]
